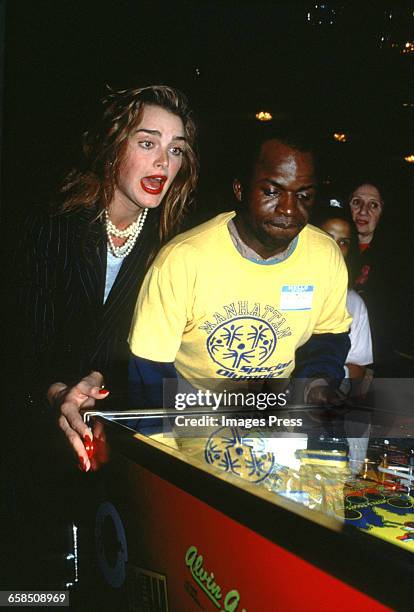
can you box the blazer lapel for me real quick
[74,210,107,310]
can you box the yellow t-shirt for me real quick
[128,212,351,385]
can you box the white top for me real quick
[346,289,373,366]
[104,250,124,303]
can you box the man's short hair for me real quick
[234,122,320,186]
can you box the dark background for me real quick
[2,0,414,227]
[1,1,413,603]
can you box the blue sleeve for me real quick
[294,332,350,386]
[128,355,178,408]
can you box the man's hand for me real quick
[306,383,345,406]
[47,371,109,471]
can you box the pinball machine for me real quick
[80,399,414,612]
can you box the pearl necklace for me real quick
[104,208,148,258]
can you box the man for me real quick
[128,129,351,406]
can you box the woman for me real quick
[14,85,198,470]
[314,206,373,382]
[348,180,384,295]
[347,178,410,375]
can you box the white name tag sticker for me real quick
[280,285,314,311]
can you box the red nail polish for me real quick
[84,434,95,458]
[79,457,86,471]
[99,389,109,395]
[86,445,95,458]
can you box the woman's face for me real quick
[113,104,186,216]
[320,218,352,258]
[349,184,383,241]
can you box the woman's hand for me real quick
[47,371,109,471]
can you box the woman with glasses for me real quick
[347,178,412,376]
[348,181,384,294]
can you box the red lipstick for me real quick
[140,175,167,195]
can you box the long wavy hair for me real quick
[57,85,198,245]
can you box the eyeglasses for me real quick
[349,198,382,212]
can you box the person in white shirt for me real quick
[315,206,373,380]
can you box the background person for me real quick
[347,177,412,376]
[348,179,384,297]
[314,205,373,382]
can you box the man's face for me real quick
[234,140,317,257]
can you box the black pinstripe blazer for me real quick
[13,205,159,399]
